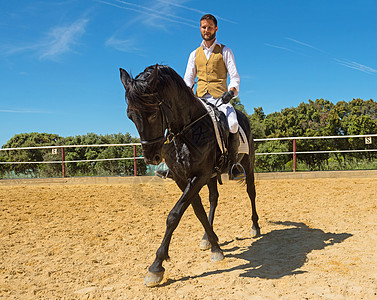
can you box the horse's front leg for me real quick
[200,177,219,250]
[144,176,207,287]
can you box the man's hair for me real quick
[200,14,217,27]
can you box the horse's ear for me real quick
[120,68,132,89]
[147,64,159,91]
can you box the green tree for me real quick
[94,133,145,176]
[0,154,10,178]
[255,140,290,172]
[2,132,62,176]
[248,107,266,139]
[259,98,376,170]
[1,132,146,178]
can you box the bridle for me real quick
[136,92,169,146]
[138,92,209,146]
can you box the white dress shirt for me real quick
[184,39,240,97]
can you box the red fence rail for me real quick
[1,134,376,176]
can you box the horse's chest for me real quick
[162,120,218,177]
[176,143,191,167]
[166,141,192,171]
[163,138,211,175]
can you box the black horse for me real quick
[120,64,260,286]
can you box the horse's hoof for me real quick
[210,251,225,262]
[251,226,261,238]
[200,239,211,251]
[144,271,164,287]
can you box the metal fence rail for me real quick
[254,134,377,171]
[1,134,376,176]
[0,143,142,177]
[254,134,377,141]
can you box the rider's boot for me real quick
[228,131,246,180]
[155,168,173,179]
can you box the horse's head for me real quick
[120,65,166,165]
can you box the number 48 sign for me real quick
[365,137,372,145]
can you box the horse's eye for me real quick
[148,111,159,121]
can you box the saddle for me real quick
[199,98,249,154]
[199,98,249,181]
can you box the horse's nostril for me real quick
[154,154,162,163]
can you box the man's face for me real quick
[200,19,217,42]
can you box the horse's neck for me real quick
[168,93,207,133]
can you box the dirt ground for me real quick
[0,176,376,299]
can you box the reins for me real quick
[172,111,209,139]
[139,95,209,145]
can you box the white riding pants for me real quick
[202,93,239,133]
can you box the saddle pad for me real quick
[238,126,249,154]
[200,99,249,155]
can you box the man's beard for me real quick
[202,32,216,42]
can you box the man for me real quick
[156,14,244,180]
[184,14,244,180]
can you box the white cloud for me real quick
[267,37,376,75]
[264,43,299,54]
[157,0,237,24]
[333,58,377,75]
[285,37,326,54]
[97,0,197,29]
[39,18,89,60]
[97,0,236,53]
[1,18,89,61]
[0,109,51,114]
[105,36,142,54]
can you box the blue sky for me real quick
[1,0,376,146]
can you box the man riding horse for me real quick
[157,13,245,180]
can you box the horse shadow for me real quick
[227,221,352,279]
[164,221,352,285]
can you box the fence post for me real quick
[61,147,66,178]
[133,145,137,176]
[293,139,297,172]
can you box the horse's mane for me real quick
[126,65,196,112]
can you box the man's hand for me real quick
[221,90,234,104]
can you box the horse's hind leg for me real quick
[200,177,218,250]
[244,157,261,237]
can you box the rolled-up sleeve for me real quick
[184,50,197,90]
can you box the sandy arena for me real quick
[0,174,376,299]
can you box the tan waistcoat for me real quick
[195,44,227,98]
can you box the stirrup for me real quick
[230,163,246,180]
[154,163,171,179]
